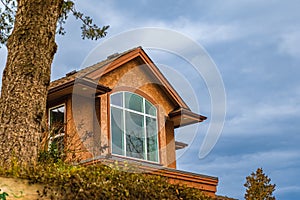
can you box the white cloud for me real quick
[76,0,132,35]
[278,31,300,59]
[76,1,240,46]
[179,149,300,198]
[143,17,240,46]
[198,150,300,171]
[276,186,300,195]
[225,98,300,136]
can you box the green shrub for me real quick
[0,161,213,199]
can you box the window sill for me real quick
[80,154,163,169]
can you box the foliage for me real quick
[0,161,213,200]
[244,168,276,200]
[39,119,109,164]
[0,189,8,200]
[59,0,109,40]
[38,142,64,164]
[0,0,16,44]
[0,0,109,46]
[32,124,213,199]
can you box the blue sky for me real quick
[1,0,300,199]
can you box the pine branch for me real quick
[0,0,16,45]
[58,0,109,40]
[0,0,15,14]
[70,5,109,40]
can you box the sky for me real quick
[1,0,300,199]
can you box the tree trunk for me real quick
[0,0,63,166]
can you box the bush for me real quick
[0,161,213,199]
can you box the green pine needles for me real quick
[244,168,276,200]
[0,0,109,46]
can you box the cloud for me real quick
[178,149,300,198]
[226,100,300,136]
[76,0,241,46]
[278,31,300,59]
[195,150,300,172]
[277,186,300,195]
[143,18,240,46]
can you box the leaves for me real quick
[59,0,109,40]
[244,168,276,200]
[0,162,213,199]
[0,0,109,47]
[0,0,17,45]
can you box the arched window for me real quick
[110,91,159,162]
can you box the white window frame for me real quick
[110,91,159,163]
[48,104,65,151]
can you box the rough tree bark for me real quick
[0,0,64,165]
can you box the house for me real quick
[47,47,219,197]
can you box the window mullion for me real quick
[110,91,158,163]
[143,98,147,160]
[122,92,126,157]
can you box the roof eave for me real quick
[169,108,207,128]
[47,78,111,102]
[175,141,188,150]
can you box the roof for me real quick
[49,47,137,91]
[48,48,137,101]
[48,46,206,127]
[175,141,188,150]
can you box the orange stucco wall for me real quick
[65,95,93,162]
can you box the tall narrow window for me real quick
[49,105,65,156]
[110,92,159,162]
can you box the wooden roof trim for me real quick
[82,156,219,182]
[175,141,188,150]
[86,48,142,80]
[169,107,207,120]
[76,78,111,93]
[86,47,189,109]
[48,80,75,95]
[169,107,207,128]
[48,78,111,96]
[137,48,189,109]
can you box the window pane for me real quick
[110,92,159,162]
[146,117,158,162]
[111,107,124,155]
[145,99,156,116]
[49,106,65,135]
[125,92,143,113]
[125,111,145,159]
[49,105,65,159]
[111,92,123,107]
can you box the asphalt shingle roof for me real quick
[49,47,141,90]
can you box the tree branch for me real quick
[69,3,109,40]
[0,0,16,14]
